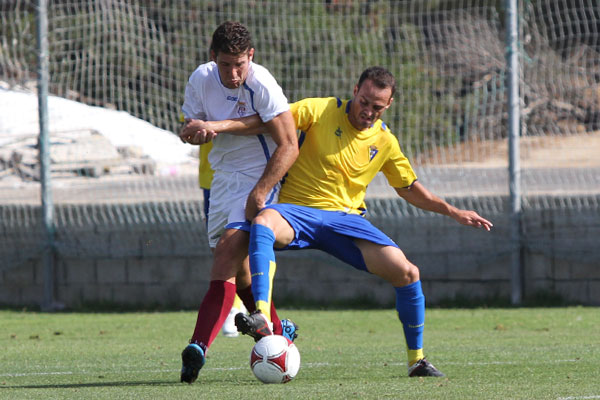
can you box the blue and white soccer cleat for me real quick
[180,342,206,384]
[280,319,299,342]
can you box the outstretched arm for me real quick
[394,181,493,231]
[179,115,264,144]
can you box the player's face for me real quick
[212,48,254,89]
[348,79,393,131]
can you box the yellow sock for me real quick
[232,294,243,310]
[256,300,271,321]
[253,259,276,322]
[408,348,424,367]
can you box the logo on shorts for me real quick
[369,145,379,161]
[334,127,342,137]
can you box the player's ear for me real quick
[353,84,359,97]
[210,50,217,62]
[248,48,255,61]
[386,97,394,109]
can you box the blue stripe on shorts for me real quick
[225,220,251,232]
[263,203,398,272]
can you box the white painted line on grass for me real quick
[557,396,600,400]
[0,371,74,377]
[0,359,582,378]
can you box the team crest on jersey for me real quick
[237,101,247,117]
[334,127,342,137]
[369,145,379,161]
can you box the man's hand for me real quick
[449,209,493,231]
[179,119,218,145]
[245,186,266,222]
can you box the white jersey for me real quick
[182,61,289,175]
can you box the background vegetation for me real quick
[1,0,598,158]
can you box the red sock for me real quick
[190,280,236,350]
[236,285,256,313]
[271,304,282,335]
[236,285,282,335]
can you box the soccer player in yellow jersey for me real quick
[183,66,493,377]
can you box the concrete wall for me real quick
[1,195,599,308]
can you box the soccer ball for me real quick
[250,335,300,384]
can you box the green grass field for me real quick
[1,307,599,400]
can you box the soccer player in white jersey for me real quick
[183,66,493,378]
[178,21,299,384]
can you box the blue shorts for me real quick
[263,203,398,271]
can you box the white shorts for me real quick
[206,170,280,248]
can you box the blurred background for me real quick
[0,0,598,309]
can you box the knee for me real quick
[393,261,420,287]
[252,208,281,231]
[252,213,271,228]
[405,262,420,283]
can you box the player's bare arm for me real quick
[394,181,493,231]
[180,115,265,145]
[179,119,217,144]
[245,110,299,220]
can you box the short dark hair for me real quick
[357,66,396,97]
[210,21,253,56]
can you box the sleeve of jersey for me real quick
[381,134,418,189]
[290,98,324,132]
[181,79,205,120]
[251,71,290,123]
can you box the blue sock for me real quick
[395,280,425,350]
[249,224,277,317]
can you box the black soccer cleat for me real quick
[235,310,273,342]
[408,358,445,377]
[180,343,206,384]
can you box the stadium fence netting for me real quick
[0,0,599,270]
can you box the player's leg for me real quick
[201,187,245,339]
[235,208,295,341]
[191,228,248,345]
[180,228,247,384]
[315,211,442,377]
[355,239,444,377]
[249,208,295,319]
[234,261,294,339]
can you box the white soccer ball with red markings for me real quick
[250,334,301,384]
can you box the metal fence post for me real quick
[506,0,523,305]
[37,0,56,311]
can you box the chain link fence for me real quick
[0,0,599,304]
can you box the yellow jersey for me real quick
[198,142,214,189]
[180,112,215,189]
[280,97,417,215]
